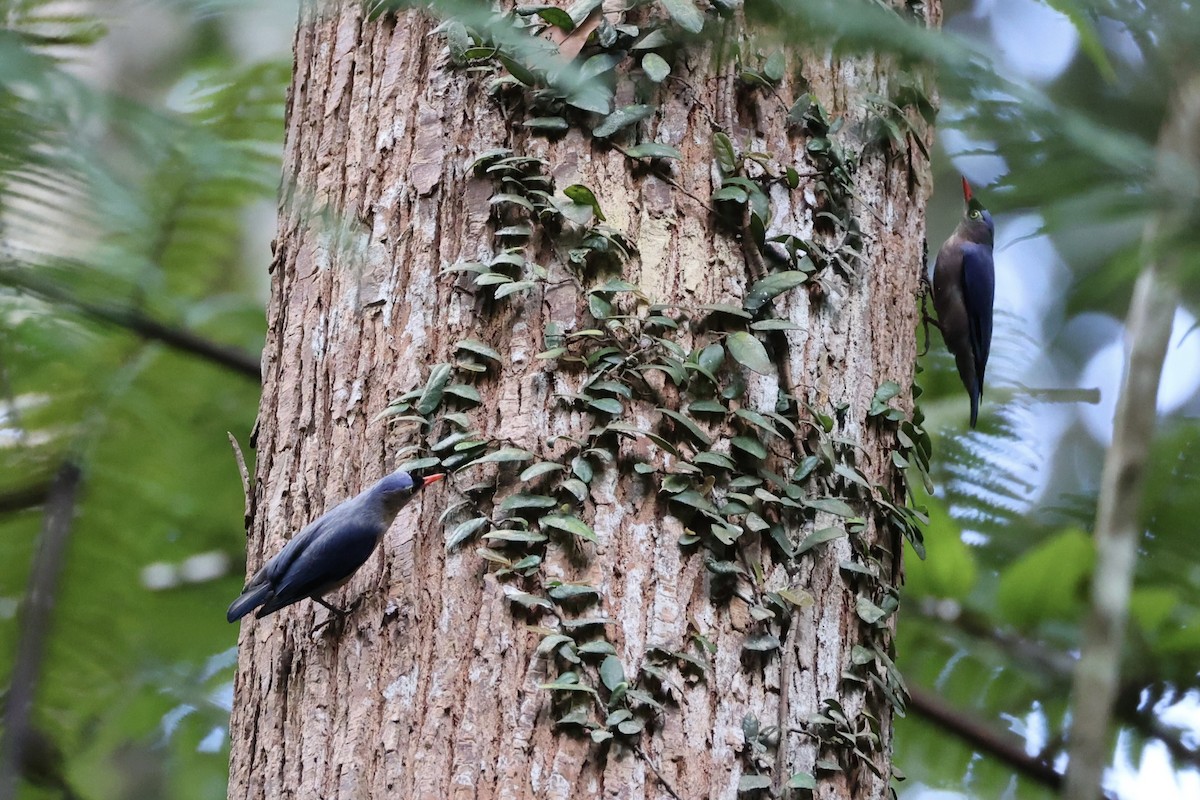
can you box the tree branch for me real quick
[1064,75,1200,800]
[0,266,261,380]
[0,480,52,514]
[908,685,1074,794]
[913,603,1200,774]
[0,461,82,800]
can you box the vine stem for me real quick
[631,743,684,800]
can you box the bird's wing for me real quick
[262,503,351,584]
[960,242,995,395]
[258,517,382,615]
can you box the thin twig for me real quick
[228,432,254,532]
[0,461,82,800]
[631,743,684,800]
[0,266,261,380]
[0,481,52,515]
[914,602,1200,773]
[907,685,1089,796]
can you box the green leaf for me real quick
[588,397,623,415]
[416,363,453,415]
[632,29,671,49]
[661,0,704,33]
[700,556,739,575]
[742,634,780,653]
[617,717,645,735]
[701,303,752,320]
[476,273,514,287]
[744,271,807,313]
[600,655,626,691]
[578,640,617,656]
[796,526,847,555]
[560,478,590,503]
[693,451,735,470]
[585,379,632,398]
[658,407,713,446]
[776,587,814,608]
[517,5,575,30]
[438,499,472,525]
[397,457,441,473]
[494,280,537,299]
[688,399,726,414]
[456,338,501,363]
[593,104,654,138]
[750,319,801,331]
[549,583,601,603]
[698,342,725,374]
[489,191,534,209]
[446,517,489,550]
[541,514,598,543]
[805,497,858,518]
[734,408,783,439]
[786,772,816,789]
[713,132,737,176]
[726,332,772,374]
[540,678,597,694]
[731,435,767,460]
[571,455,594,483]
[642,52,670,83]
[738,774,772,792]
[606,423,680,457]
[484,529,547,544]
[445,383,481,404]
[508,592,553,610]
[1045,0,1117,83]
[713,183,749,202]
[856,596,888,625]
[873,380,902,403]
[763,51,785,84]
[497,53,539,86]
[669,490,720,516]
[464,447,537,466]
[523,116,569,131]
[566,0,603,24]
[579,52,622,82]
[520,461,565,481]
[499,493,558,511]
[563,183,606,221]
[623,142,682,160]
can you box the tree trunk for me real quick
[228,2,936,799]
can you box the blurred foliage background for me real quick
[0,1,1197,799]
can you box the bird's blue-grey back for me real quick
[226,476,402,622]
[933,196,995,428]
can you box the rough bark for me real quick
[229,2,936,799]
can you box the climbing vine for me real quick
[371,0,933,794]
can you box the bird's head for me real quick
[375,469,444,513]
[960,177,995,245]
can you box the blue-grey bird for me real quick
[933,177,995,428]
[227,470,444,622]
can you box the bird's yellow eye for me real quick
[969,209,982,220]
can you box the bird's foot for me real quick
[918,301,941,358]
[310,596,365,634]
[311,597,351,634]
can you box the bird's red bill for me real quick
[961,176,973,203]
[422,473,446,487]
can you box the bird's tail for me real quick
[227,582,272,623]
[969,385,981,429]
